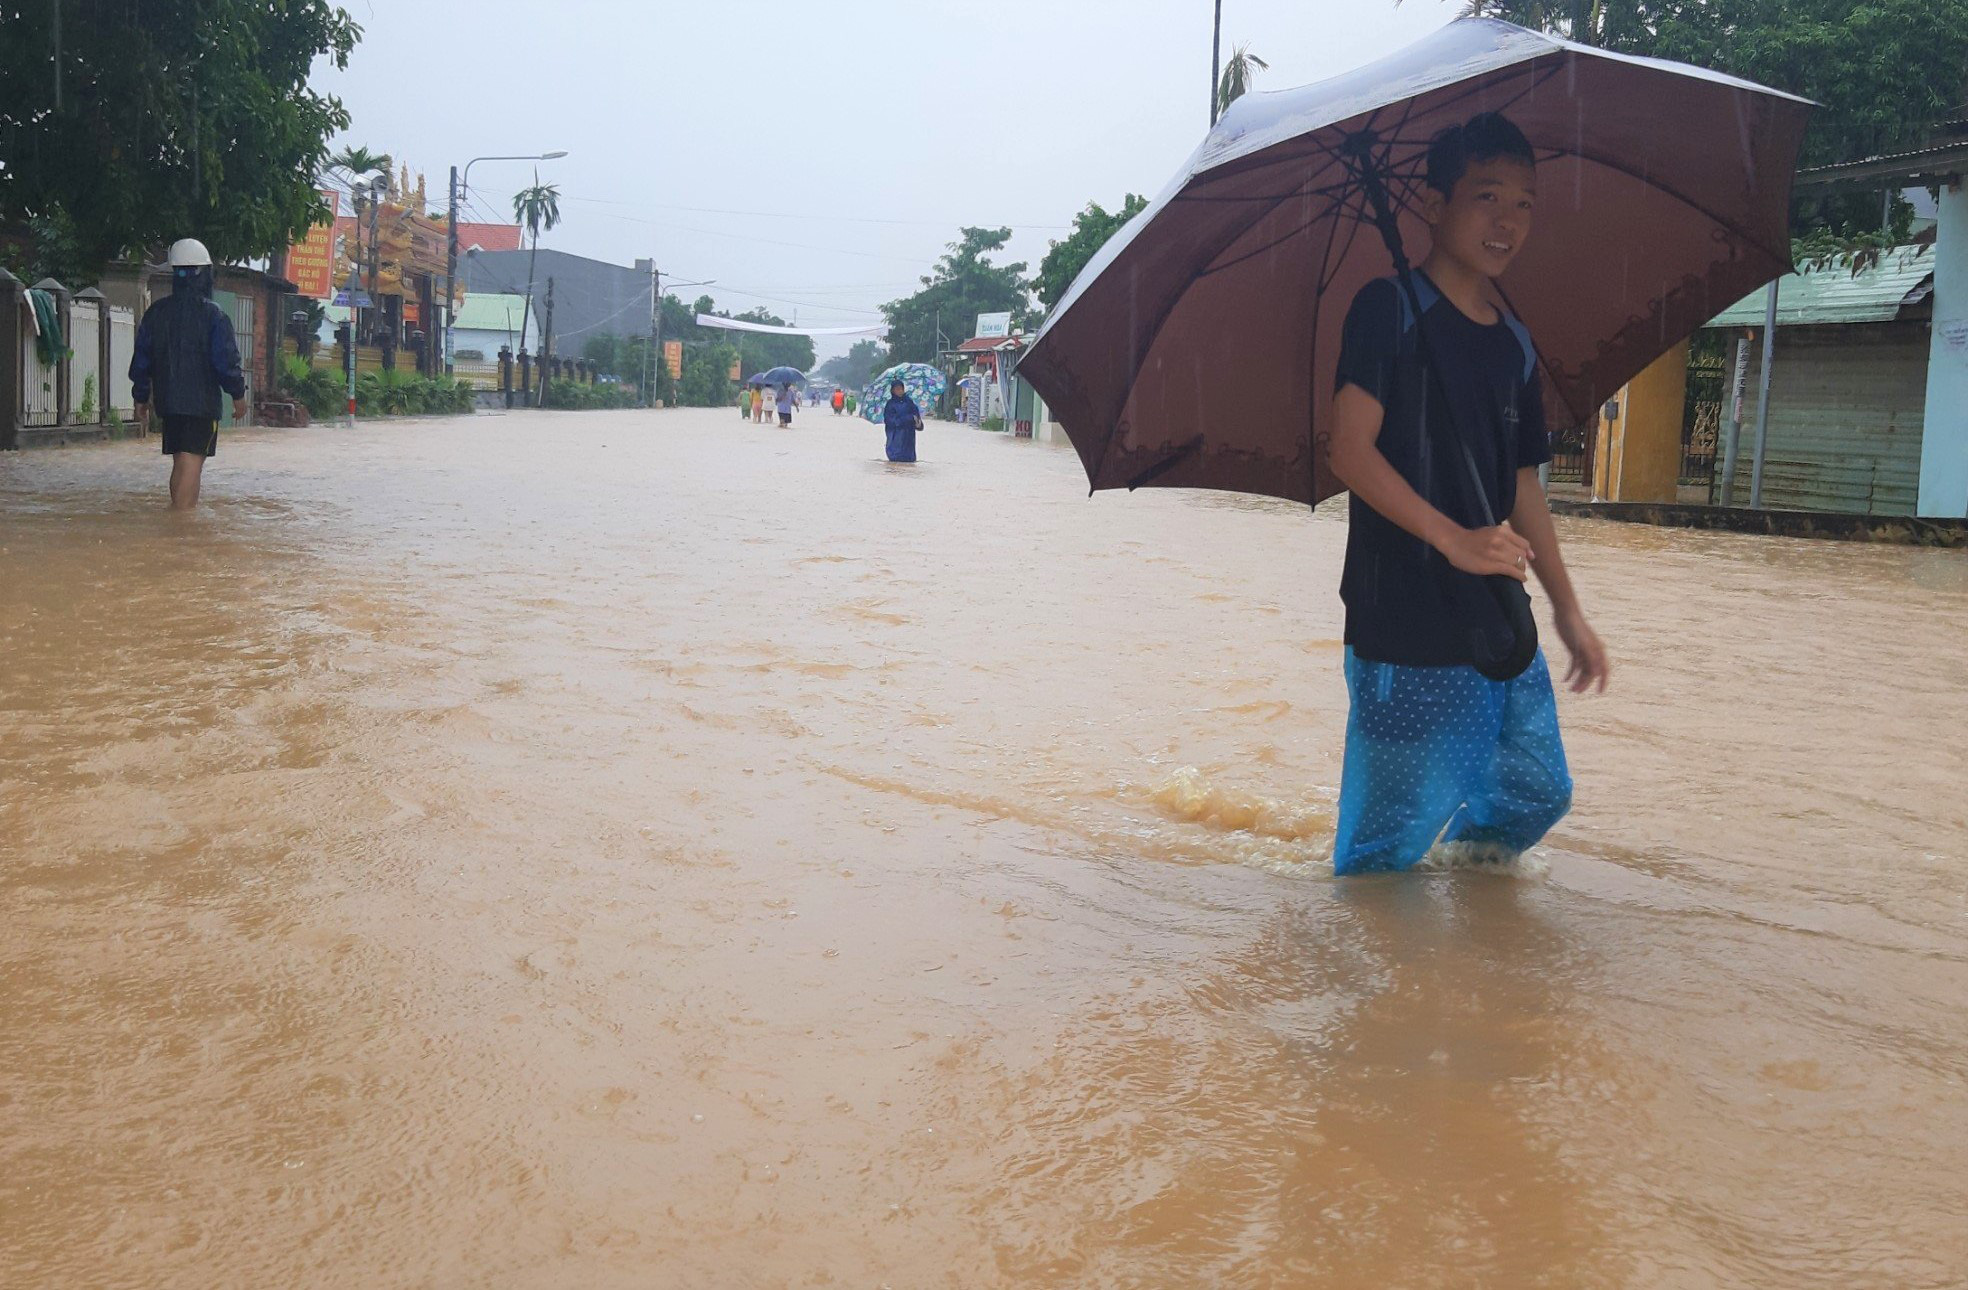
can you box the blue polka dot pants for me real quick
[1333,647,1573,875]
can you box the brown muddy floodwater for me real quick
[2,407,1965,1289]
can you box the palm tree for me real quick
[1215,43,1269,118]
[512,177,562,392]
[327,145,391,184]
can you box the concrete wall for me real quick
[1595,340,1689,503]
[462,249,649,355]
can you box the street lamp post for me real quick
[445,150,567,376]
[365,173,388,348]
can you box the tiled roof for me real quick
[456,221,523,252]
[955,335,1023,353]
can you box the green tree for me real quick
[882,226,1032,364]
[0,0,361,284]
[817,338,887,390]
[678,342,741,408]
[1215,43,1270,118]
[1035,194,1149,312]
[1449,0,1968,169]
[512,178,561,386]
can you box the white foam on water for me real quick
[1143,767,1336,877]
[1415,840,1551,881]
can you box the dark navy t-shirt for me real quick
[1333,274,1550,667]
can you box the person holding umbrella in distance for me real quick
[880,378,923,463]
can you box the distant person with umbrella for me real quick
[775,384,796,426]
[880,379,923,462]
[1324,112,1607,874]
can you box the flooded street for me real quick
[3,406,1965,1288]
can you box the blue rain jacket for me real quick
[882,395,921,462]
[130,272,246,419]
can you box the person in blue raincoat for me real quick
[130,238,247,509]
[880,379,923,462]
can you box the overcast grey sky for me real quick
[314,0,1463,360]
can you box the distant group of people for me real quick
[734,379,922,462]
[738,383,797,427]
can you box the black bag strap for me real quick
[1345,142,1508,528]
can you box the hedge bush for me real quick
[280,357,474,419]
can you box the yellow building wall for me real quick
[1595,340,1689,503]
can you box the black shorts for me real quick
[778,412,791,425]
[160,414,218,458]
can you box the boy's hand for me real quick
[1555,606,1610,693]
[1438,523,1534,582]
[133,402,148,430]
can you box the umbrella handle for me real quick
[1347,138,1502,530]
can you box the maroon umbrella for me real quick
[1017,18,1810,505]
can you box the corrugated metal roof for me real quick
[453,292,531,331]
[1704,247,1934,328]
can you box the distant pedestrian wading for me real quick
[129,239,248,509]
[881,380,923,463]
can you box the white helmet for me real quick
[167,238,212,268]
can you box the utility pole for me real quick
[1749,280,1779,508]
[343,267,360,425]
[444,165,459,376]
[539,277,555,408]
[1209,0,1223,126]
[445,151,568,383]
[650,265,663,408]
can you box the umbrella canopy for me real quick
[1016,17,1810,506]
[860,363,947,423]
[750,366,806,387]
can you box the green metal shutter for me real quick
[1742,324,1926,516]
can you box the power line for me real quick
[570,207,938,265]
[562,193,1069,232]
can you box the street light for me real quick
[647,271,715,407]
[445,150,568,375]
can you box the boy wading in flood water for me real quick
[1326,112,1610,876]
[130,238,247,509]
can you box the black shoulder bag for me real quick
[1406,329,1540,682]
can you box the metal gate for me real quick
[1680,332,1724,489]
[68,295,101,418]
[19,295,59,426]
[1547,422,1588,483]
[107,304,136,416]
[213,289,254,423]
